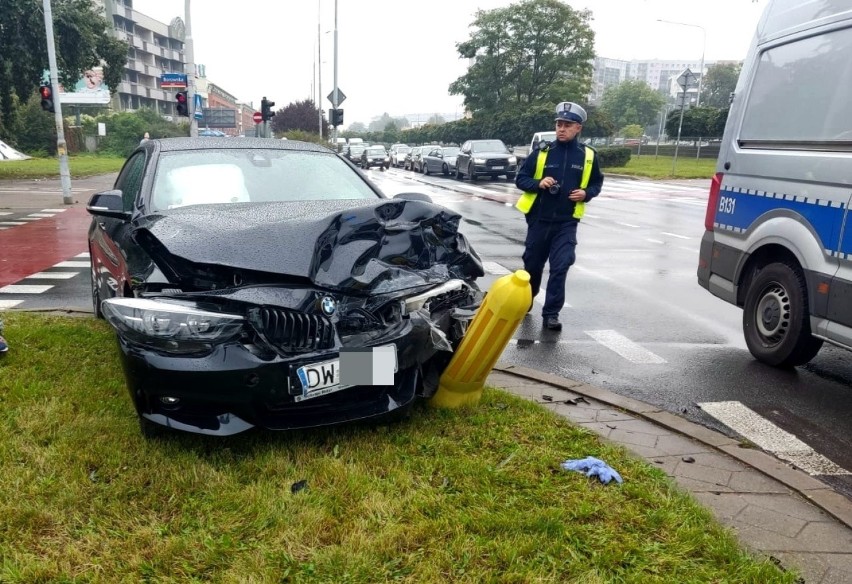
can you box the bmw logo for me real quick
[320,296,337,316]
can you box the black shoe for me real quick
[543,316,562,331]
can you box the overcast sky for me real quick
[131,0,766,126]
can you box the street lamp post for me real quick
[657,19,706,106]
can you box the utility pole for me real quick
[318,1,323,138]
[332,0,338,145]
[185,0,198,137]
[41,0,73,205]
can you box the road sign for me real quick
[193,93,203,120]
[327,88,346,106]
[677,68,696,89]
[160,73,187,88]
[252,111,262,124]
[201,108,237,128]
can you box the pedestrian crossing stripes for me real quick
[0,208,67,230]
[698,401,852,476]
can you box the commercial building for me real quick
[589,57,706,104]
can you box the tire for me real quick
[424,163,430,175]
[742,261,823,367]
[469,164,477,181]
[506,173,516,181]
[455,166,463,180]
[442,163,449,176]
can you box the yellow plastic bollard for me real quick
[430,270,532,408]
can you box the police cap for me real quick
[555,102,587,124]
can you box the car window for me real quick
[115,152,146,212]
[150,149,380,211]
[472,140,508,153]
[442,147,460,156]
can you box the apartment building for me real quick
[589,57,706,104]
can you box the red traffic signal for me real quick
[39,83,54,113]
[175,91,189,117]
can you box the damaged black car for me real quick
[87,138,483,437]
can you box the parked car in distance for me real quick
[87,138,484,437]
[412,145,439,173]
[455,139,518,181]
[404,146,422,171]
[422,146,460,176]
[514,131,556,166]
[390,145,411,167]
[345,144,367,164]
[360,145,389,170]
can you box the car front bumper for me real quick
[116,317,434,436]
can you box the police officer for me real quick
[515,102,604,331]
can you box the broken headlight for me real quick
[101,297,244,354]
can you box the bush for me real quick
[596,146,631,168]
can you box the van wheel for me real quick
[742,261,823,367]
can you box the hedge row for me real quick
[595,147,631,168]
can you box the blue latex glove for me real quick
[561,456,623,485]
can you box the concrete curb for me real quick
[493,362,852,531]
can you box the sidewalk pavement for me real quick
[486,365,852,584]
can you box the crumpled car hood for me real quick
[136,198,483,294]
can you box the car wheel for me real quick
[90,249,103,319]
[424,163,430,175]
[469,164,477,181]
[442,163,449,176]
[506,173,516,181]
[455,167,463,180]
[742,261,824,367]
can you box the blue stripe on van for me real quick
[716,188,845,254]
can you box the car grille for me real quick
[486,159,509,167]
[249,307,335,354]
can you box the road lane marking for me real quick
[27,213,56,217]
[661,232,690,240]
[0,212,11,216]
[615,222,640,228]
[75,252,90,258]
[698,401,852,476]
[0,300,23,309]
[646,238,665,244]
[0,284,54,294]
[482,261,511,275]
[54,261,90,268]
[0,222,27,226]
[41,208,68,212]
[584,330,667,364]
[26,272,79,280]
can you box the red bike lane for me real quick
[0,208,91,287]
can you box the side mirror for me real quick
[507,145,514,153]
[394,192,433,203]
[87,190,131,221]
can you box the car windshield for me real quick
[538,132,556,143]
[397,146,411,153]
[150,148,380,211]
[366,147,386,155]
[442,147,460,156]
[471,140,508,153]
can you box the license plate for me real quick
[492,166,504,170]
[294,345,397,402]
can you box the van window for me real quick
[741,26,852,143]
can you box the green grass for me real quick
[603,156,716,180]
[0,312,798,583]
[0,155,125,180]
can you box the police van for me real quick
[698,0,852,367]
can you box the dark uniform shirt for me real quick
[515,137,604,222]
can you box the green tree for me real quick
[449,0,595,115]
[347,122,367,134]
[600,79,665,131]
[0,0,127,135]
[665,106,721,139]
[270,99,327,137]
[382,122,400,144]
[700,62,741,109]
[427,114,445,125]
[621,124,644,138]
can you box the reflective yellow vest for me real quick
[515,145,595,218]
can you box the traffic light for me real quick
[39,82,54,113]
[331,108,344,127]
[175,91,189,117]
[261,97,276,122]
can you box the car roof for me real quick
[143,137,333,154]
